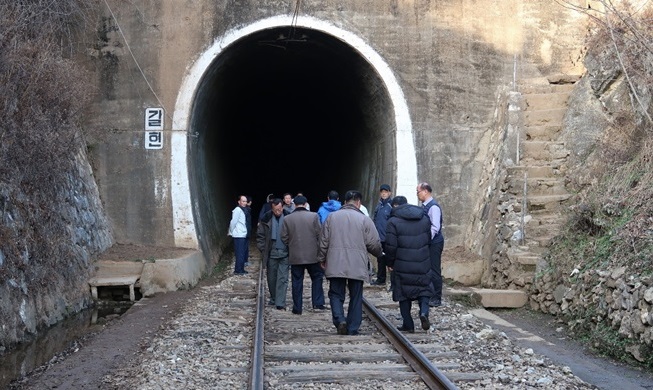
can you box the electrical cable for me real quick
[102,0,171,123]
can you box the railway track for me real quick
[246,254,480,389]
[99,249,595,389]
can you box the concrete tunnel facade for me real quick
[88,1,587,289]
[171,16,418,257]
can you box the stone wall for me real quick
[0,149,112,350]
[531,268,653,357]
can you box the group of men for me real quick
[228,183,445,335]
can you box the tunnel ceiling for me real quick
[190,26,393,220]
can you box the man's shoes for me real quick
[276,306,286,310]
[292,309,302,315]
[337,322,348,335]
[420,314,430,330]
[371,280,385,286]
[313,305,326,310]
[268,300,275,306]
[397,325,415,333]
[234,271,248,275]
[429,299,442,307]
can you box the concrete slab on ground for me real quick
[90,250,206,299]
[447,286,528,308]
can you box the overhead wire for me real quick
[288,0,303,42]
[102,0,171,124]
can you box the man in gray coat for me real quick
[281,195,325,315]
[318,190,383,335]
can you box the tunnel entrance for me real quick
[172,17,417,260]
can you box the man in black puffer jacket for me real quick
[384,196,435,332]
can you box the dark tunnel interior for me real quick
[187,26,397,258]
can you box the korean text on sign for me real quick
[145,107,164,150]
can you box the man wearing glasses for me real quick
[416,183,444,307]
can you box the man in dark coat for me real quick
[384,195,434,332]
[280,195,325,315]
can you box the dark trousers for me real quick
[290,263,325,312]
[399,297,430,330]
[376,242,387,282]
[328,278,364,335]
[267,249,289,307]
[429,239,444,302]
[233,237,247,273]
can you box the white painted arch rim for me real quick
[171,15,418,248]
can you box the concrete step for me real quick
[508,251,539,266]
[518,158,568,170]
[506,177,568,196]
[448,287,528,308]
[524,234,557,248]
[507,165,560,179]
[523,194,572,212]
[524,93,570,111]
[525,125,562,141]
[528,213,568,225]
[546,73,582,84]
[510,244,543,254]
[518,82,576,95]
[508,194,571,215]
[522,141,569,161]
[525,220,563,238]
[524,108,567,127]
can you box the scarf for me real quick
[270,214,286,249]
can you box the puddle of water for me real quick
[0,303,132,388]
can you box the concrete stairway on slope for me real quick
[505,77,577,284]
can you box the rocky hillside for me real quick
[0,1,113,351]
[488,1,653,369]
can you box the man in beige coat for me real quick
[317,190,383,335]
[281,195,325,315]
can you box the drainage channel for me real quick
[0,295,134,388]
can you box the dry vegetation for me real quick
[551,0,653,277]
[548,0,653,367]
[0,1,97,282]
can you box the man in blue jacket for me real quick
[317,190,341,224]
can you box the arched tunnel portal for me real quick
[172,17,417,261]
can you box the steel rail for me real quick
[362,297,459,390]
[248,264,266,390]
